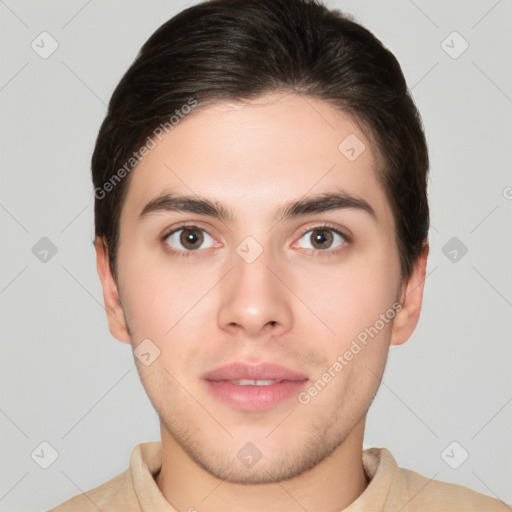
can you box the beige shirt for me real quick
[49,442,510,511]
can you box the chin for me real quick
[180,432,347,485]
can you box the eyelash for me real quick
[161,222,350,259]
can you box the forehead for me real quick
[120,92,391,226]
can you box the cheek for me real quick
[299,251,401,343]
[117,254,215,375]
[117,257,189,342]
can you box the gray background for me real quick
[1,0,511,510]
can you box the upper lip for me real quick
[203,362,308,382]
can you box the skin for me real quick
[96,91,428,512]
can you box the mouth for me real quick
[229,379,283,386]
[202,362,309,411]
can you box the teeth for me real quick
[230,379,279,386]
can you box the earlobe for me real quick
[390,243,429,347]
[94,237,131,344]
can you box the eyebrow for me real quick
[138,190,377,223]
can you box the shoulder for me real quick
[397,465,511,511]
[47,468,138,512]
[364,447,510,512]
[47,442,163,512]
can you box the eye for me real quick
[163,225,215,252]
[296,225,348,252]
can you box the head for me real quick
[93,0,429,484]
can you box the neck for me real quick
[155,419,369,512]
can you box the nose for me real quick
[217,249,293,338]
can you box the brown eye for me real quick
[164,227,214,252]
[180,228,203,250]
[297,227,347,251]
[310,229,333,249]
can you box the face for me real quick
[97,92,426,484]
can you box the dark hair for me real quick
[92,0,429,280]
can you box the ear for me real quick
[390,243,429,346]
[94,237,131,344]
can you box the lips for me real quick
[203,362,309,411]
[203,362,308,382]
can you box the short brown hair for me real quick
[92,0,429,280]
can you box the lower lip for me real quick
[204,380,308,411]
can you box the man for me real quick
[50,0,510,510]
